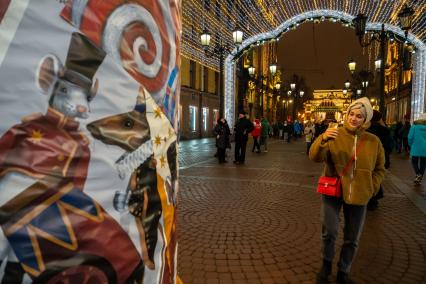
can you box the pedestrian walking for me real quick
[393,121,403,153]
[251,118,261,153]
[293,120,302,139]
[283,121,292,142]
[260,117,271,152]
[213,117,231,163]
[234,111,254,165]
[366,110,393,210]
[278,121,284,139]
[304,121,315,155]
[408,113,426,185]
[402,119,411,154]
[309,97,385,284]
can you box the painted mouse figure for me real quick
[0,33,143,283]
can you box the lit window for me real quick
[202,107,209,131]
[189,106,197,131]
[212,109,219,127]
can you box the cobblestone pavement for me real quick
[177,138,426,284]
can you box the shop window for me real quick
[212,109,219,127]
[202,107,209,131]
[189,105,197,131]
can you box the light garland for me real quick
[223,10,426,127]
[182,1,426,72]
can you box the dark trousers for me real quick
[402,137,410,153]
[217,147,226,163]
[321,195,367,273]
[411,156,426,176]
[235,140,247,163]
[306,142,312,155]
[252,137,260,152]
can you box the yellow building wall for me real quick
[181,56,190,87]
[207,68,216,94]
[195,63,201,90]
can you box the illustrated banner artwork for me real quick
[0,0,181,283]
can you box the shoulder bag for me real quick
[317,136,367,198]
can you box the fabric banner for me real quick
[0,0,181,283]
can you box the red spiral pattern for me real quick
[61,0,175,94]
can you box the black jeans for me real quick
[234,140,247,163]
[217,147,226,163]
[411,156,426,176]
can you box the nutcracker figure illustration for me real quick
[0,32,143,283]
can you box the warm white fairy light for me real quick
[223,10,426,127]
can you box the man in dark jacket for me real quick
[234,111,254,164]
[367,110,393,210]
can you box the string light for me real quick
[221,10,426,127]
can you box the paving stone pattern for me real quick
[177,138,426,283]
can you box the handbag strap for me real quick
[339,135,367,177]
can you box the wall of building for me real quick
[179,56,219,140]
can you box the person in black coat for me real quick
[234,111,254,164]
[214,117,231,163]
[367,110,393,210]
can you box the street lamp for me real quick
[200,28,211,51]
[248,65,256,77]
[269,63,277,76]
[344,80,351,89]
[398,5,415,38]
[351,5,415,119]
[348,58,356,74]
[232,26,243,45]
[275,82,281,90]
[200,27,244,117]
[343,89,348,96]
[362,81,368,88]
[356,89,362,97]
[374,57,381,72]
[290,83,296,91]
[299,90,304,97]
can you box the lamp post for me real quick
[200,26,243,118]
[352,5,415,120]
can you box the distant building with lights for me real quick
[384,41,413,123]
[304,90,356,122]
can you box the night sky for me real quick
[277,21,373,92]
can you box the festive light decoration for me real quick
[183,1,426,72]
[223,9,426,127]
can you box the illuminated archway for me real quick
[224,10,425,128]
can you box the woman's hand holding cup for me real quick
[323,123,339,141]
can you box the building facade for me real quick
[179,56,220,140]
[383,41,413,123]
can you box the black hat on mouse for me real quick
[62,32,106,100]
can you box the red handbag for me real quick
[317,176,342,197]
[316,137,366,198]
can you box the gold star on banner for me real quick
[29,130,44,144]
[154,135,162,147]
[154,107,162,118]
[159,155,166,168]
[168,128,174,137]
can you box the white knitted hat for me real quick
[347,97,373,123]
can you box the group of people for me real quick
[213,111,272,165]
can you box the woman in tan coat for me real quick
[309,97,385,284]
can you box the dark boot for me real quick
[316,260,332,284]
[336,270,355,284]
